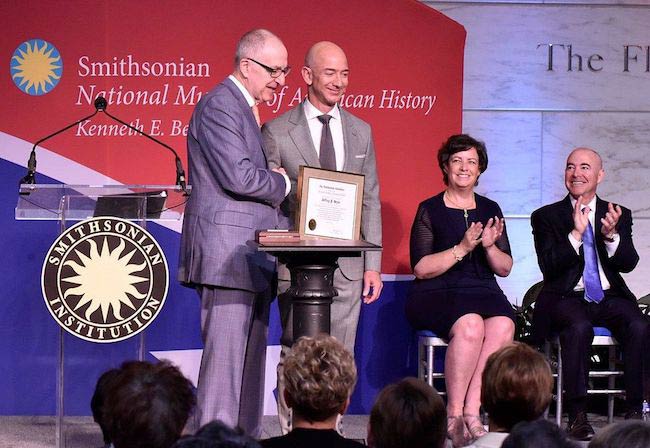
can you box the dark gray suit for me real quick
[179,77,286,437]
[262,102,382,350]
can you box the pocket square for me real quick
[354,154,366,159]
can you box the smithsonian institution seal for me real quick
[41,217,169,343]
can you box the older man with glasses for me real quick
[178,28,291,438]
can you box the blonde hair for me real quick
[283,334,357,422]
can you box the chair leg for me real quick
[607,345,615,423]
[544,342,551,420]
[557,341,563,427]
[426,344,434,388]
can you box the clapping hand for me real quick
[460,222,484,253]
[600,202,622,239]
[482,216,505,248]
[572,196,590,238]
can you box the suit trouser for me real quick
[195,285,271,438]
[551,291,650,416]
[275,269,363,433]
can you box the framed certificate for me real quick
[296,166,364,240]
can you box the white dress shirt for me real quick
[303,100,345,171]
[228,74,255,107]
[567,196,620,292]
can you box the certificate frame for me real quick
[296,166,364,240]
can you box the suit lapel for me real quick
[340,109,357,172]
[223,78,264,149]
[560,195,576,232]
[289,105,320,167]
[595,196,609,255]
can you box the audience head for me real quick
[91,367,120,444]
[172,420,260,448]
[283,334,357,423]
[502,420,578,448]
[368,377,446,448]
[589,420,650,448]
[101,360,196,448]
[481,342,553,432]
[437,134,488,186]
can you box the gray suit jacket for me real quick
[179,78,287,292]
[262,103,382,280]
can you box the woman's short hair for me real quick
[369,377,446,448]
[589,420,650,448]
[502,420,577,448]
[481,342,553,431]
[437,134,488,185]
[283,334,357,422]
[102,360,196,448]
[172,420,261,448]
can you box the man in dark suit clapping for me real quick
[531,147,649,441]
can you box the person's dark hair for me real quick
[368,377,446,448]
[589,420,650,448]
[502,420,578,448]
[481,342,553,431]
[102,360,196,448]
[283,334,357,423]
[91,368,121,444]
[172,420,260,448]
[437,134,488,186]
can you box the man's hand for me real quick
[571,195,590,241]
[362,270,383,304]
[272,167,287,175]
[601,202,622,239]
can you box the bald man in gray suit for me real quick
[178,29,291,437]
[262,41,382,432]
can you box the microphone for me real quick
[19,101,101,186]
[94,96,107,111]
[98,97,188,195]
[19,96,189,196]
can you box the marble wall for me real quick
[423,0,650,304]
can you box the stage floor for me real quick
[0,414,616,447]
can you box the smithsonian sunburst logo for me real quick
[11,39,63,96]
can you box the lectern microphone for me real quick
[19,96,189,196]
[94,96,108,111]
[98,96,188,195]
[19,100,102,186]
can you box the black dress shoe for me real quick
[624,410,643,420]
[566,412,595,441]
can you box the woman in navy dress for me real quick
[406,134,515,447]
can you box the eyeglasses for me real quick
[245,57,291,78]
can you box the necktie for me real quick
[251,104,261,128]
[317,114,336,171]
[582,212,604,303]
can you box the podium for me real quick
[256,238,381,343]
[16,183,189,448]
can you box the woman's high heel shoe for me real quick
[447,415,470,447]
[464,414,487,440]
